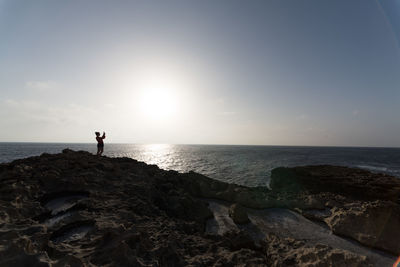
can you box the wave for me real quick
[356,165,400,175]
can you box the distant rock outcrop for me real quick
[270,165,400,201]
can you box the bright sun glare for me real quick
[140,88,178,120]
[138,74,180,122]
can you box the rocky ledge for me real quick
[0,150,399,266]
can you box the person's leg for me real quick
[96,143,104,156]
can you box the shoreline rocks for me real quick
[270,165,400,202]
[270,165,400,255]
[0,150,398,266]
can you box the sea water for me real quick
[1,143,400,187]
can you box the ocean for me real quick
[1,143,400,187]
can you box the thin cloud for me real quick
[2,99,97,125]
[4,99,41,109]
[25,81,58,91]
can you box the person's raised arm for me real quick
[102,132,106,139]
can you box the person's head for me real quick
[95,132,100,136]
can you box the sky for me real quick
[1,0,399,147]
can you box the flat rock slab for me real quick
[206,199,395,267]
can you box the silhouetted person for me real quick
[95,131,106,156]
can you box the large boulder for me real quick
[229,204,250,224]
[325,200,400,254]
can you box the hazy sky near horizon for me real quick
[1,0,400,146]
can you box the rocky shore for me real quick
[1,149,399,266]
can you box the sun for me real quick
[132,66,184,123]
[140,87,178,120]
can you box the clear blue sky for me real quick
[1,0,399,146]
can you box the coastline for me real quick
[1,149,399,266]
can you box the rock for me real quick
[270,165,400,201]
[325,199,341,208]
[229,203,250,224]
[325,200,400,254]
[0,150,268,266]
[271,165,400,255]
[182,172,276,209]
[0,244,51,267]
[264,233,372,267]
[1,150,398,266]
[61,149,73,154]
[223,230,256,250]
[159,192,213,224]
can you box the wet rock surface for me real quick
[0,150,398,266]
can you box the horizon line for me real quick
[0,141,399,149]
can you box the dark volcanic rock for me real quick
[270,165,400,201]
[229,203,250,224]
[0,150,268,266]
[179,171,278,209]
[0,151,397,266]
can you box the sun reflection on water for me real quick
[141,144,176,170]
[144,143,172,153]
[3,143,397,188]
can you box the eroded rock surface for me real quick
[0,150,268,266]
[263,233,372,267]
[0,150,398,266]
[271,165,400,255]
[325,200,400,255]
